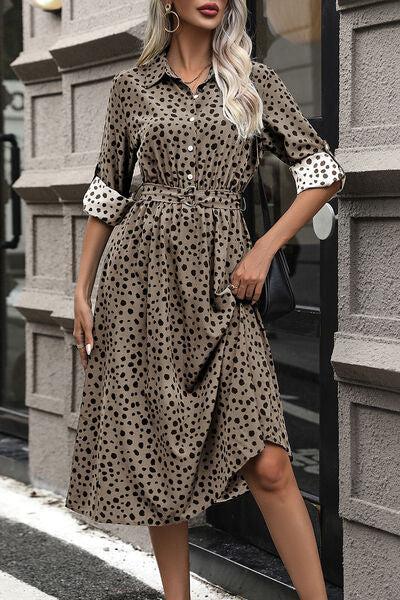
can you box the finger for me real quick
[79,347,88,369]
[236,279,248,300]
[83,324,94,356]
[251,281,265,304]
[73,325,85,343]
[245,282,256,300]
[229,271,240,289]
[229,275,240,294]
[74,325,88,368]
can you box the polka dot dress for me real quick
[65,47,346,526]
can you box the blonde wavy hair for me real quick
[137,0,264,140]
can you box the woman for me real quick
[65,1,346,599]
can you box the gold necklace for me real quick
[168,61,211,85]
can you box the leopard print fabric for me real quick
[65,47,345,525]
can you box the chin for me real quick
[190,15,223,29]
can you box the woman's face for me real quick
[166,1,229,31]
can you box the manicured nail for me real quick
[86,343,92,355]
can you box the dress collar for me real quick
[141,47,215,89]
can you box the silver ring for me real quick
[75,343,85,349]
[229,282,239,290]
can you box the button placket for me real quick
[186,89,199,186]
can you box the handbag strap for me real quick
[257,166,273,232]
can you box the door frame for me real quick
[317,0,342,586]
[0,1,27,440]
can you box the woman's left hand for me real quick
[229,240,274,304]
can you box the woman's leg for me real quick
[148,521,191,600]
[239,442,328,600]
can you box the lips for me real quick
[198,3,219,16]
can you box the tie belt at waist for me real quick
[130,182,247,212]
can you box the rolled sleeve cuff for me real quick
[82,176,133,226]
[289,149,346,196]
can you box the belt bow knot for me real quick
[131,182,247,212]
[181,184,198,206]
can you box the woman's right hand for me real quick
[72,214,113,369]
[73,294,94,370]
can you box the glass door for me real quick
[207,0,342,587]
[255,0,324,503]
[0,0,26,439]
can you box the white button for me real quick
[189,116,195,122]
[193,94,199,99]
[187,173,193,180]
[188,145,194,151]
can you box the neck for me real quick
[166,30,213,75]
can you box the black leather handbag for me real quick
[251,168,296,322]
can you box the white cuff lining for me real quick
[289,150,346,195]
[82,176,132,226]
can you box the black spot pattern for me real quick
[253,62,346,194]
[83,176,134,225]
[65,48,345,526]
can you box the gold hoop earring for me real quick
[164,3,180,33]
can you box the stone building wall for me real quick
[12,1,148,495]
[332,1,400,597]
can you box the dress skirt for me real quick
[65,183,293,526]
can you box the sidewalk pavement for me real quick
[0,475,243,600]
[0,572,57,600]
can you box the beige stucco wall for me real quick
[332,0,400,597]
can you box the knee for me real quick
[250,444,290,492]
